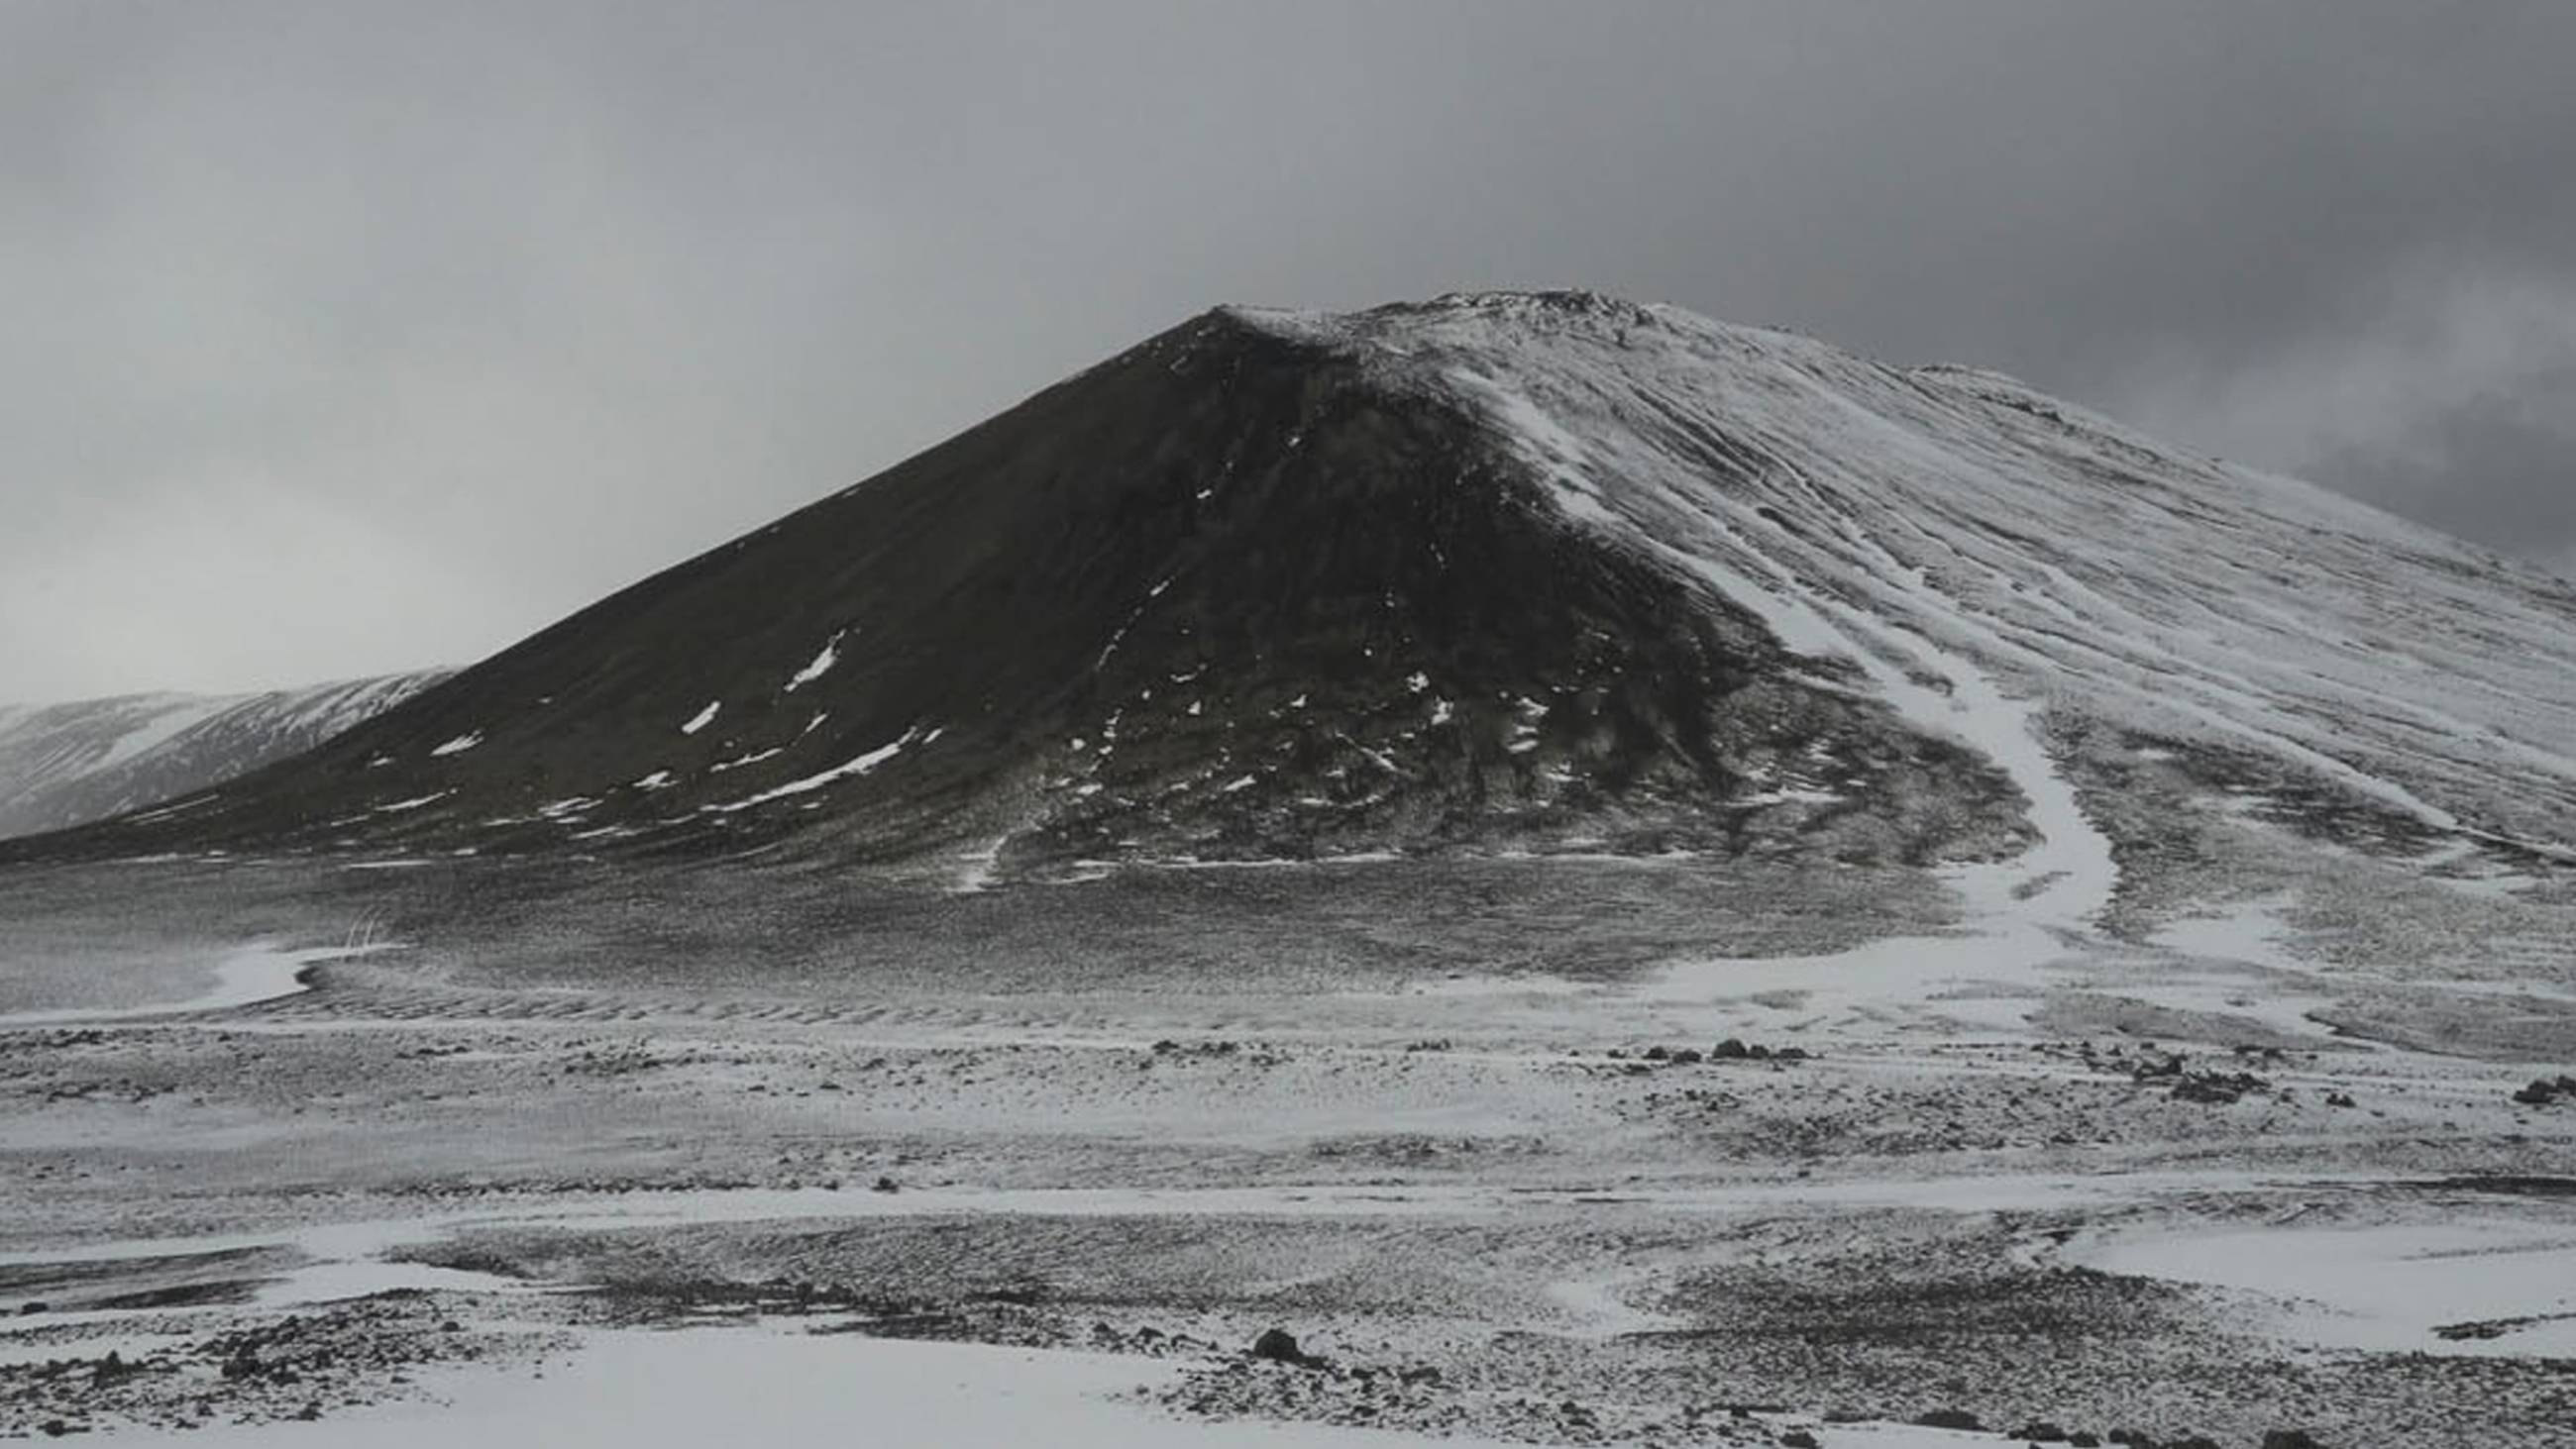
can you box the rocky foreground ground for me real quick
[2,848,2573,1446]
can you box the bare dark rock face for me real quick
[2509,1075,2575,1106]
[1249,1327,1322,1368]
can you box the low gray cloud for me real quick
[2106,259,2576,563]
[5,1,2572,701]
[2317,361,2576,558]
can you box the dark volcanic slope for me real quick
[9,304,2023,878]
[22,290,2573,880]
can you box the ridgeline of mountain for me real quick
[0,671,449,841]
[15,292,2574,890]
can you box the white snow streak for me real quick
[707,726,941,813]
[372,791,451,814]
[785,635,845,692]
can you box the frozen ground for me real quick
[2,785,2572,1447]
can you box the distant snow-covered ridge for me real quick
[0,670,450,840]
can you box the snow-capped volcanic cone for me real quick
[21,292,2576,890]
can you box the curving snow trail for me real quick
[1450,364,2120,939]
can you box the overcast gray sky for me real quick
[5,2,2572,702]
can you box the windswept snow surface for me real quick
[7,835,2571,1442]
[112,1327,1521,1449]
[2066,1220,2576,1357]
[1396,301,2129,976]
[1232,292,2576,864]
[78,1323,2010,1448]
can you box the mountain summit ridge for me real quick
[13,292,2573,891]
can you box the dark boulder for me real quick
[1250,1327,1321,1368]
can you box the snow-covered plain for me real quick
[77,1308,2018,1449]
[2064,1219,2576,1357]
[109,1330,1500,1449]
[5,831,2570,1446]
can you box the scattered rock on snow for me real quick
[2509,1076,2575,1106]
[1709,1038,1811,1063]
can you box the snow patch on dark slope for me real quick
[20,291,2574,907]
